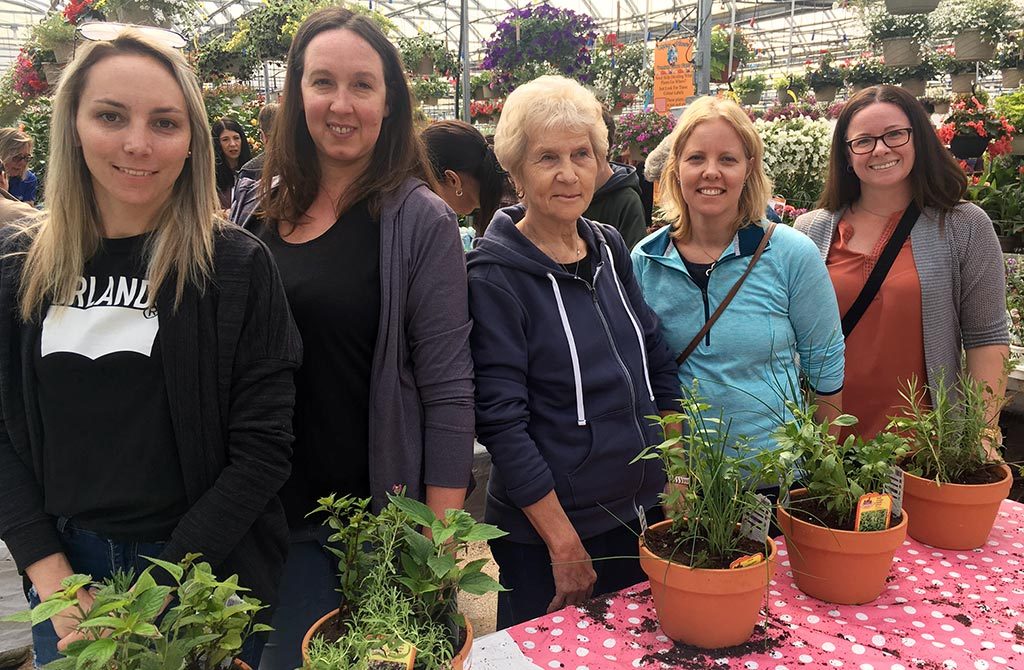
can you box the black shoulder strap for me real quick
[841,203,920,337]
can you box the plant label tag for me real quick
[884,465,904,519]
[854,492,893,532]
[730,552,764,569]
[740,494,771,542]
[636,503,648,535]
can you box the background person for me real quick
[632,96,845,456]
[244,9,475,669]
[212,117,252,209]
[0,128,38,205]
[0,30,300,668]
[795,85,1008,442]
[583,108,648,248]
[0,162,37,223]
[468,75,679,629]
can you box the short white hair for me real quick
[494,75,608,182]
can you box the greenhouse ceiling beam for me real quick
[382,1,486,45]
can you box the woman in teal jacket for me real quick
[632,96,845,450]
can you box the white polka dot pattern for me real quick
[494,502,1024,669]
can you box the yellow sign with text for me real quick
[653,37,695,115]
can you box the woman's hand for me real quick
[547,539,597,613]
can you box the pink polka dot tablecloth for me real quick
[490,501,1024,670]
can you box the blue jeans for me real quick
[27,518,265,668]
[257,525,338,670]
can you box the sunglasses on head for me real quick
[76,22,187,50]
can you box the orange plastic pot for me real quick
[901,464,1011,550]
[776,490,907,605]
[639,519,777,648]
[301,608,474,669]
[233,662,252,670]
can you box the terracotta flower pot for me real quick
[954,30,996,61]
[882,37,922,68]
[639,519,777,648]
[884,0,940,14]
[901,465,1012,550]
[301,609,474,669]
[776,491,908,605]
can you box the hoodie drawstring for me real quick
[603,245,656,402]
[546,273,587,426]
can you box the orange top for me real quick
[828,212,928,440]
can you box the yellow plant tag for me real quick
[367,640,416,669]
[854,493,893,532]
[729,552,764,569]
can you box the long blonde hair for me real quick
[659,96,772,240]
[17,30,220,322]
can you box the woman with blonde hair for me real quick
[0,29,300,667]
[468,75,678,628]
[632,96,845,452]
[0,127,38,205]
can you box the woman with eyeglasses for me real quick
[0,161,38,223]
[212,117,253,210]
[0,29,301,667]
[0,128,38,206]
[795,85,1008,441]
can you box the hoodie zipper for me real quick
[683,254,748,348]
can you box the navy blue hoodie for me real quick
[467,206,679,544]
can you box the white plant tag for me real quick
[885,465,904,519]
[739,494,772,542]
[636,503,648,534]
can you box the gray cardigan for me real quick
[794,202,1008,397]
[233,176,475,512]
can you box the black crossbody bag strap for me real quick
[841,203,920,337]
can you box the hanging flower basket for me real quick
[1003,67,1024,88]
[885,0,941,14]
[813,85,838,103]
[949,133,991,158]
[415,55,435,76]
[882,37,923,68]
[51,42,75,65]
[951,72,976,93]
[740,90,762,105]
[901,77,927,96]
[955,30,997,61]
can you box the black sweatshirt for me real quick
[0,224,302,610]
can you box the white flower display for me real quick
[755,117,833,208]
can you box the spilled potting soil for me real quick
[637,620,790,669]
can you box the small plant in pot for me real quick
[774,399,911,605]
[842,56,889,92]
[773,73,808,104]
[301,492,506,669]
[633,391,782,649]
[732,74,767,105]
[889,375,1016,550]
[409,76,452,106]
[862,7,932,68]
[805,53,845,102]
[2,554,268,669]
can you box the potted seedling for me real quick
[2,554,268,670]
[732,74,767,105]
[301,492,506,669]
[863,7,931,68]
[806,54,845,102]
[890,375,1015,550]
[774,399,910,605]
[633,391,782,649]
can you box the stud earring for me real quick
[516,189,525,199]
[455,188,463,197]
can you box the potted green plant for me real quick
[3,554,268,670]
[997,38,1024,87]
[633,391,781,649]
[937,0,1023,61]
[806,53,845,102]
[709,24,753,83]
[773,73,809,103]
[774,399,910,605]
[469,72,495,99]
[924,86,952,113]
[890,57,938,96]
[398,33,459,78]
[301,493,506,669]
[842,56,889,92]
[995,87,1024,153]
[890,375,1015,550]
[932,50,993,93]
[863,7,931,68]
[733,73,767,105]
[32,12,76,64]
[409,75,452,106]
[194,35,259,83]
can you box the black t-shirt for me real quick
[35,234,187,542]
[682,257,714,292]
[260,200,381,527]
[559,254,593,285]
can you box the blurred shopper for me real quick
[0,128,38,205]
[583,109,647,248]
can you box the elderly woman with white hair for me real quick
[467,75,679,629]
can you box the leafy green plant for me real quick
[632,388,785,567]
[306,492,506,669]
[862,7,932,45]
[890,375,1003,483]
[193,35,259,83]
[890,56,939,82]
[964,155,1024,229]
[773,73,809,100]
[841,56,889,87]
[397,33,460,77]
[17,96,51,191]
[2,554,268,670]
[732,73,767,97]
[774,399,909,528]
[710,25,753,82]
[995,88,1024,129]
[806,54,845,89]
[935,0,1023,45]
[409,76,452,102]
[31,12,75,56]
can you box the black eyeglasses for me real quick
[845,128,913,155]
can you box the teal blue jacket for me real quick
[631,222,844,452]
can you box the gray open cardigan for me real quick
[794,202,1009,397]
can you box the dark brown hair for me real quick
[421,120,505,234]
[818,85,965,212]
[260,6,433,224]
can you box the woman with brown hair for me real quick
[795,85,1008,441]
[241,8,475,669]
